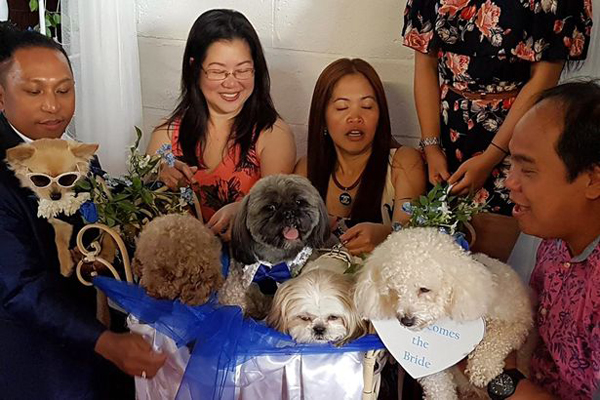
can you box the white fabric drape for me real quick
[0,0,8,21]
[61,0,142,174]
[509,0,600,283]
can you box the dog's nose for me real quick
[400,316,416,327]
[283,209,296,220]
[313,326,326,335]
[50,192,62,201]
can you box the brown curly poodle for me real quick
[133,214,224,306]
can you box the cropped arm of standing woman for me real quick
[414,50,449,185]
[449,60,565,195]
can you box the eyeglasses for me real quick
[26,170,81,188]
[201,67,255,81]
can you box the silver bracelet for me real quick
[419,137,441,150]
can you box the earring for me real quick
[323,128,328,136]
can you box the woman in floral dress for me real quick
[403,0,592,216]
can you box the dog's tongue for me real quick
[283,227,299,240]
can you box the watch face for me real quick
[488,373,515,397]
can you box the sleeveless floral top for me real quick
[170,120,261,222]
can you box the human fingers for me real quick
[450,176,471,195]
[173,160,197,184]
[125,334,167,378]
[346,241,373,256]
[339,225,362,244]
[159,167,185,190]
[221,224,233,242]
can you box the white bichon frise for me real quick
[354,227,533,400]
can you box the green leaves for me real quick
[404,183,488,235]
[79,127,190,244]
[28,0,61,37]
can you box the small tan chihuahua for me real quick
[6,139,98,277]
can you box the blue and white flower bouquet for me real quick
[76,127,195,244]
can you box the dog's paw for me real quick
[422,391,458,400]
[419,372,458,400]
[466,364,503,387]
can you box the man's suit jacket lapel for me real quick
[0,113,23,161]
[0,113,57,262]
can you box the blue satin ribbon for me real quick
[453,232,470,251]
[252,262,291,283]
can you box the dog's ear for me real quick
[337,314,368,347]
[353,255,398,321]
[447,255,494,321]
[265,280,291,332]
[306,197,331,249]
[69,142,99,161]
[230,195,256,265]
[132,257,144,279]
[6,144,35,164]
[336,282,368,346]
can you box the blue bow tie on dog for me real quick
[253,262,291,295]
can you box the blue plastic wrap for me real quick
[94,277,385,400]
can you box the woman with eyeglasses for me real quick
[147,9,296,239]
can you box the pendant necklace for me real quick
[332,171,362,206]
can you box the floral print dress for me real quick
[403,0,593,214]
[170,119,261,222]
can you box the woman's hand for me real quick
[448,151,501,195]
[339,222,392,256]
[424,145,450,184]
[206,202,241,241]
[159,160,198,190]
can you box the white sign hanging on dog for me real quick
[372,318,485,379]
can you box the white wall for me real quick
[135,0,418,157]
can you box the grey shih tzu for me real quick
[219,174,330,319]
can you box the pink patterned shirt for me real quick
[530,236,600,400]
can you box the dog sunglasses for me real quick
[26,169,81,189]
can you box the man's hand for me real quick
[95,331,166,378]
[509,379,558,399]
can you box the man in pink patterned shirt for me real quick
[503,81,600,400]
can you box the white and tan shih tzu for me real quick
[354,227,533,400]
[218,174,330,319]
[267,268,366,345]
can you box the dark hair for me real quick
[536,80,600,182]
[306,58,395,224]
[162,9,278,169]
[0,22,72,82]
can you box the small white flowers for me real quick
[37,192,91,219]
[438,202,451,217]
[402,184,487,235]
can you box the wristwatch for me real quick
[419,137,441,150]
[487,369,526,400]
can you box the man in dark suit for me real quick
[0,24,165,399]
